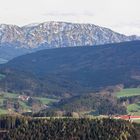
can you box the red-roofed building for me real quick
[114,115,140,120]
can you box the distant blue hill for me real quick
[0,41,139,97]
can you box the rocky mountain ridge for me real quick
[0,21,139,49]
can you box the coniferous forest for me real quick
[0,115,140,140]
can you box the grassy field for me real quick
[0,108,8,114]
[0,92,57,104]
[3,93,18,98]
[0,92,58,115]
[116,88,140,98]
[35,97,58,104]
[116,88,140,116]
[133,119,140,123]
[127,102,140,115]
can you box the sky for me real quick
[0,0,140,35]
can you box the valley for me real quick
[0,87,140,124]
[0,41,139,121]
[0,92,58,115]
[0,41,139,126]
[0,0,140,139]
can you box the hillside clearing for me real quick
[116,88,140,98]
[0,92,58,115]
[127,102,140,115]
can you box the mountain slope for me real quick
[0,22,140,61]
[0,41,140,97]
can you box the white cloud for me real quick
[0,0,139,35]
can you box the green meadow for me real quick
[116,88,140,116]
[0,92,57,115]
[116,88,140,98]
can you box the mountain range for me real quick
[0,41,139,97]
[0,21,140,62]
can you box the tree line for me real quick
[0,115,140,140]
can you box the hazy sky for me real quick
[0,0,140,35]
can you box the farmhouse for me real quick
[18,95,31,101]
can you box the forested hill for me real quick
[0,41,140,97]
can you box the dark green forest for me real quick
[0,115,140,140]
[0,41,140,97]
